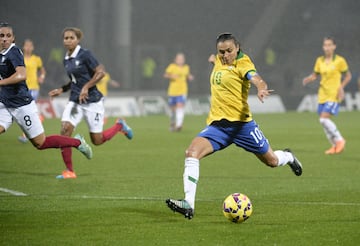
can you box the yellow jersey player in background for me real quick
[18,39,46,143]
[303,37,352,154]
[96,72,120,124]
[96,72,120,97]
[164,53,194,132]
[166,33,302,219]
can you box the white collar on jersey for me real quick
[1,43,15,55]
[64,45,81,60]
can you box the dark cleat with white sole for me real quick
[166,199,194,219]
[284,148,303,176]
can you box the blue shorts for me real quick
[198,119,269,154]
[317,102,339,116]
[168,95,186,106]
[29,90,40,101]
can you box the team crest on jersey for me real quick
[228,66,234,70]
[1,56,5,64]
[75,60,80,66]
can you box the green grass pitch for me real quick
[0,112,360,245]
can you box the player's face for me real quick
[23,40,34,54]
[0,27,15,51]
[63,31,79,51]
[322,39,336,56]
[175,53,185,66]
[217,40,239,65]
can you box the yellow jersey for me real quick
[207,52,256,124]
[313,54,349,103]
[24,55,43,90]
[96,72,111,96]
[165,63,190,96]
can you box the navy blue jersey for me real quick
[0,43,32,108]
[64,45,103,103]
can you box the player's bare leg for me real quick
[255,147,302,176]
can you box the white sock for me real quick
[274,150,294,166]
[175,107,185,128]
[183,157,199,209]
[319,118,343,143]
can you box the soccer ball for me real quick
[223,193,253,223]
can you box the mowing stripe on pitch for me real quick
[78,195,360,206]
[5,193,359,207]
[0,187,27,196]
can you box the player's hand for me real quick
[208,54,216,64]
[48,88,62,98]
[38,75,45,84]
[79,87,89,104]
[337,87,345,102]
[188,74,194,81]
[257,89,274,103]
[302,77,309,86]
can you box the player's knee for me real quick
[34,143,43,150]
[60,122,73,136]
[185,147,199,159]
[266,159,278,168]
[91,139,102,146]
[263,155,278,168]
[90,133,103,146]
[32,138,45,150]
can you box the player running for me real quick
[164,53,194,132]
[0,22,92,161]
[303,37,351,154]
[48,27,133,179]
[18,39,46,143]
[166,33,302,219]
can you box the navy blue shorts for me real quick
[198,119,269,154]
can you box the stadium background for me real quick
[1,0,360,110]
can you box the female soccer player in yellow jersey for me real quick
[303,37,351,155]
[166,33,303,219]
[164,53,194,131]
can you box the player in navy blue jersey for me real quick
[0,22,93,163]
[48,27,133,179]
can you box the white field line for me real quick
[2,193,360,207]
[0,187,27,196]
[78,195,360,206]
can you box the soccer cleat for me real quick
[335,139,346,154]
[117,118,133,140]
[166,199,194,219]
[56,170,77,179]
[18,136,28,143]
[74,134,93,159]
[325,146,336,155]
[284,148,303,176]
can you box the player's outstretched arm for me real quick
[48,81,71,98]
[250,74,274,103]
[302,73,317,86]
